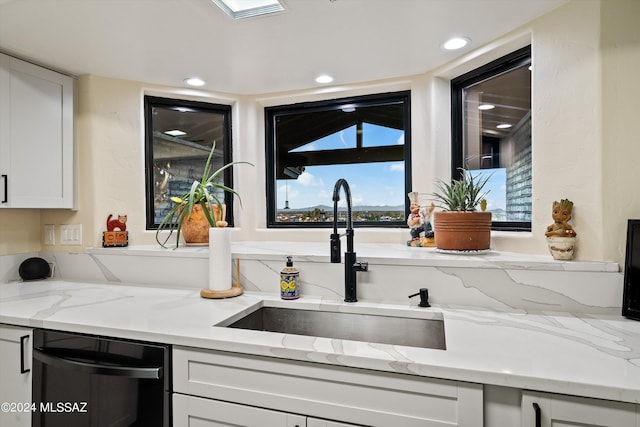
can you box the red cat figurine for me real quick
[106,214,127,232]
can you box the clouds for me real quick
[297,171,323,187]
[389,163,404,172]
[277,171,327,209]
[277,163,405,209]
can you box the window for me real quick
[265,91,411,228]
[144,96,233,229]
[451,46,532,231]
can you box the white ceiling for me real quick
[0,0,566,95]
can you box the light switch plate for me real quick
[60,224,82,245]
[44,224,55,245]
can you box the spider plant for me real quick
[431,168,492,212]
[156,142,252,248]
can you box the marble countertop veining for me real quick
[86,242,620,272]
[1,280,640,403]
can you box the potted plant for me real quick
[156,142,251,248]
[431,168,492,251]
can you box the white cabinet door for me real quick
[174,347,484,427]
[0,53,74,208]
[0,54,9,206]
[307,418,358,427]
[173,393,306,427]
[522,391,640,427]
[0,325,32,427]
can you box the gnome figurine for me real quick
[407,192,435,242]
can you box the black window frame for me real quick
[265,91,412,229]
[451,45,532,232]
[144,95,234,230]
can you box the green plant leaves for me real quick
[155,142,254,248]
[431,168,492,212]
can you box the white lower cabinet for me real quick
[173,394,359,427]
[173,347,484,427]
[173,394,306,426]
[0,324,32,427]
[306,418,358,427]
[522,391,640,427]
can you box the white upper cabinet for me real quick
[0,53,74,209]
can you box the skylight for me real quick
[211,0,285,20]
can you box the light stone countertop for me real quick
[87,241,620,272]
[1,279,640,404]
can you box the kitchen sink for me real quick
[217,306,446,350]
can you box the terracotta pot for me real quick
[180,204,224,244]
[433,211,492,251]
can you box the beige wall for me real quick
[0,210,40,254]
[1,0,637,264]
[601,0,640,265]
[530,0,603,258]
[34,76,240,252]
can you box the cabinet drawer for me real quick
[173,394,305,427]
[174,347,483,427]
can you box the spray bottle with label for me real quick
[280,256,299,300]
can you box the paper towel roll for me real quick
[208,227,232,291]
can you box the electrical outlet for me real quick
[44,224,55,245]
[60,224,82,245]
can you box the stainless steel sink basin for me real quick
[218,306,446,350]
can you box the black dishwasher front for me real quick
[32,329,171,427]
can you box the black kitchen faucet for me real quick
[330,179,368,302]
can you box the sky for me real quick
[277,162,405,209]
[276,124,507,212]
[469,167,506,212]
[278,123,405,209]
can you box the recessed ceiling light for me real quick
[211,0,285,20]
[341,104,356,113]
[164,129,187,137]
[496,124,512,129]
[478,104,495,110]
[315,74,334,84]
[443,37,470,50]
[184,77,205,87]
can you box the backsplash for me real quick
[1,242,624,314]
[0,252,40,283]
[238,258,622,314]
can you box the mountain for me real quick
[278,204,404,212]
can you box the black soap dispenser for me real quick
[408,288,431,307]
[280,256,300,300]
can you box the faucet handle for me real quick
[330,233,341,263]
[353,261,368,271]
[408,288,431,307]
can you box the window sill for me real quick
[86,241,619,273]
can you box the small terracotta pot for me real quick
[180,204,224,244]
[433,211,492,251]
